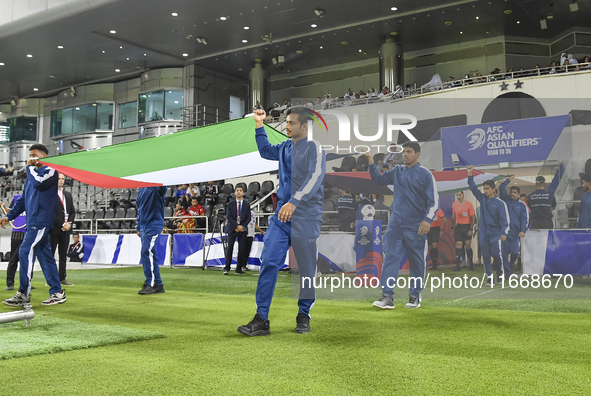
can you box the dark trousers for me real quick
[51,231,70,281]
[530,217,553,229]
[240,236,255,269]
[225,231,247,271]
[6,237,24,285]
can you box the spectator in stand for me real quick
[383,143,403,170]
[278,99,289,112]
[378,86,390,98]
[67,233,84,263]
[568,54,578,66]
[344,88,355,100]
[343,96,352,106]
[1,164,8,175]
[368,88,378,97]
[446,76,456,88]
[528,176,556,229]
[504,68,514,79]
[549,61,558,74]
[577,174,591,228]
[184,183,200,206]
[305,98,314,107]
[204,181,219,206]
[358,90,366,98]
[315,97,322,107]
[427,209,446,270]
[336,190,357,232]
[560,52,567,65]
[7,162,14,174]
[187,197,205,232]
[270,103,281,118]
[173,202,190,233]
[582,56,590,69]
[1,180,11,198]
[561,59,571,73]
[176,184,188,199]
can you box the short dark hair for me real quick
[582,174,591,183]
[235,186,244,193]
[483,180,495,190]
[29,143,48,155]
[510,186,521,194]
[456,190,465,195]
[286,106,313,125]
[520,193,527,199]
[402,141,420,153]
[73,232,79,236]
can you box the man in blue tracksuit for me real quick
[1,144,66,307]
[577,174,591,228]
[467,166,510,285]
[365,142,439,310]
[238,106,325,336]
[136,186,167,294]
[499,175,529,273]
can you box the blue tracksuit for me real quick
[368,162,439,298]
[255,126,325,320]
[6,165,60,296]
[577,190,591,228]
[499,179,529,256]
[468,176,510,278]
[136,186,167,286]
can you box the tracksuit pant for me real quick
[480,234,509,278]
[255,216,321,321]
[140,229,163,286]
[19,226,61,296]
[381,222,428,299]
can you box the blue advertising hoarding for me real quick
[441,115,570,168]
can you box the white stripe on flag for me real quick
[123,151,278,185]
[522,230,548,275]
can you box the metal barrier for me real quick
[320,209,390,231]
[93,215,209,234]
[74,219,94,234]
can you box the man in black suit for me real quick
[50,173,76,286]
[223,186,251,275]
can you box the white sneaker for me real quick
[41,290,67,306]
[3,291,31,307]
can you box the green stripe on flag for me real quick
[42,118,286,178]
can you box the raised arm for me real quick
[254,109,281,161]
[467,166,483,201]
[499,176,513,202]
[363,152,394,186]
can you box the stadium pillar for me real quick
[249,60,268,112]
[380,39,403,91]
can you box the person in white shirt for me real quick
[239,209,265,272]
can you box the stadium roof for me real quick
[0,0,590,103]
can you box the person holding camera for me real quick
[223,186,250,275]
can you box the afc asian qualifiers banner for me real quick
[441,115,570,168]
[355,220,383,284]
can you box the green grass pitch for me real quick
[0,267,589,395]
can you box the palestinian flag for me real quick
[324,169,506,195]
[40,118,286,188]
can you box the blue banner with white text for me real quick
[441,115,570,167]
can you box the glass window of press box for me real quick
[0,123,9,144]
[50,103,114,137]
[138,90,183,123]
[7,117,37,142]
[119,101,137,129]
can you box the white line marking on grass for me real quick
[445,288,501,304]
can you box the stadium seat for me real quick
[585,158,591,176]
[113,207,127,229]
[356,155,369,171]
[0,252,4,262]
[322,199,338,227]
[245,181,260,201]
[101,208,116,229]
[257,180,275,199]
[129,189,139,204]
[218,183,234,203]
[122,207,136,230]
[332,156,356,172]
[118,190,131,204]
[4,251,10,262]
[164,206,173,218]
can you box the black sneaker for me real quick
[235,270,246,275]
[295,313,311,334]
[223,270,229,275]
[6,283,14,291]
[237,314,270,337]
[153,285,165,293]
[452,264,461,271]
[138,283,156,294]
